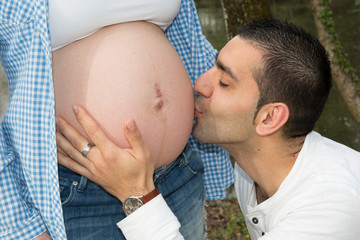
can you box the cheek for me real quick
[212,98,243,117]
[209,88,258,120]
[212,96,257,127]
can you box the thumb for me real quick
[123,119,149,156]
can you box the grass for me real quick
[206,198,250,240]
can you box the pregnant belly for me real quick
[52,22,194,168]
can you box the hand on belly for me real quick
[53,21,195,168]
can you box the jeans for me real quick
[58,144,206,240]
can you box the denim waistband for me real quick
[58,143,201,190]
[153,143,198,182]
[58,164,88,191]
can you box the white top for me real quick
[48,0,181,51]
[117,131,360,239]
[235,131,360,240]
[117,194,183,240]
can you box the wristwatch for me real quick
[122,188,159,216]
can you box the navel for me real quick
[154,99,163,111]
[153,82,164,111]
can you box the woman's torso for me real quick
[52,21,194,168]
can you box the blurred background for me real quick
[195,0,360,151]
[194,1,360,238]
[0,1,358,239]
[1,0,358,150]
[0,0,360,148]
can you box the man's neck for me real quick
[227,135,305,202]
[255,182,269,204]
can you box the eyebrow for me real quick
[215,53,239,82]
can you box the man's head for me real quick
[193,19,332,145]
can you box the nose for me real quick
[194,67,215,98]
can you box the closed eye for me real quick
[219,80,229,88]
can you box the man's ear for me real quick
[255,103,289,136]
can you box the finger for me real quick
[72,104,110,149]
[123,119,149,158]
[56,130,92,168]
[56,116,91,156]
[57,146,67,157]
[57,151,93,180]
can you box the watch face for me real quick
[123,197,144,216]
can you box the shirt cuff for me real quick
[117,194,183,240]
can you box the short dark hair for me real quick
[238,19,332,138]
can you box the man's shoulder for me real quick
[305,131,360,162]
[300,132,360,195]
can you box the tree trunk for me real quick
[220,0,272,40]
[310,0,360,124]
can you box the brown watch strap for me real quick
[140,188,159,204]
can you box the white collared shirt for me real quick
[118,132,360,239]
[235,131,360,239]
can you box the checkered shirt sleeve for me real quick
[166,0,235,200]
[0,1,234,239]
[0,0,66,239]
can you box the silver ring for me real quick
[81,143,95,157]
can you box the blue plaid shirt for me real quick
[0,0,234,239]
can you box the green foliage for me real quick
[318,0,360,92]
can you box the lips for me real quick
[194,106,202,117]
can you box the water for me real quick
[196,0,360,151]
[1,0,359,150]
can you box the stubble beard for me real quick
[193,118,217,144]
[194,100,220,144]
